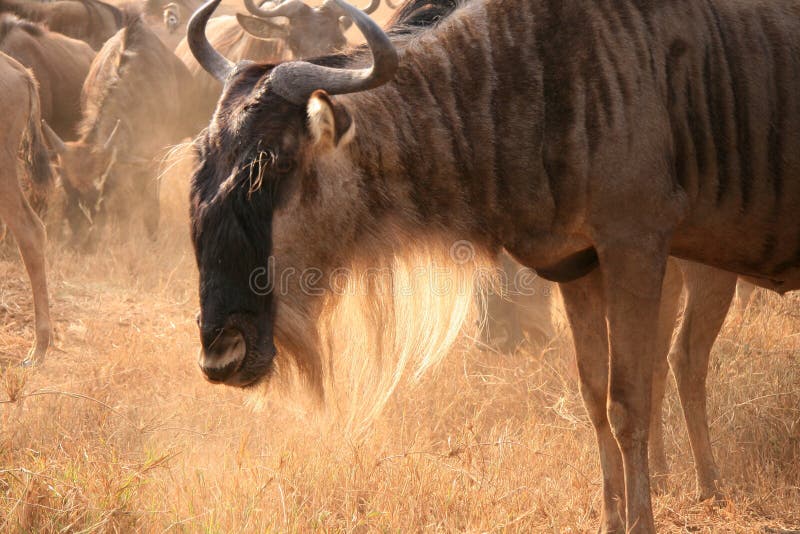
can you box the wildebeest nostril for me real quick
[195,311,201,328]
[199,327,247,381]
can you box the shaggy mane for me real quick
[254,223,495,433]
[77,16,163,144]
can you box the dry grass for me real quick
[0,154,798,533]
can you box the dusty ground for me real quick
[1,1,799,531]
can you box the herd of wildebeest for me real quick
[2,0,800,531]
[0,0,388,363]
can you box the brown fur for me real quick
[53,17,200,245]
[0,14,95,140]
[0,0,128,50]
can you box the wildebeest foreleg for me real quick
[0,154,51,366]
[669,261,736,500]
[599,237,669,534]
[560,269,625,533]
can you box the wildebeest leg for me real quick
[599,237,669,534]
[560,269,624,533]
[669,261,735,500]
[0,153,51,365]
[648,259,684,490]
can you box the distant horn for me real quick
[359,0,380,14]
[385,0,399,8]
[269,0,398,104]
[244,0,309,19]
[188,0,235,83]
[41,120,66,154]
[103,119,121,151]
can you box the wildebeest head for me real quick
[187,0,397,387]
[42,119,120,209]
[43,116,159,243]
[240,0,380,58]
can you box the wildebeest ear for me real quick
[236,13,288,39]
[339,15,353,31]
[307,90,354,149]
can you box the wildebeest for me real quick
[0,51,53,365]
[43,16,200,246]
[241,0,380,58]
[0,15,95,141]
[0,0,125,50]
[186,0,800,531]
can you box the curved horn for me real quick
[188,0,234,83]
[244,0,309,19]
[103,119,121,151]
[41,120,66,154]
[384,0,400,8]
[358,0,379,14]
[269,0,398,105]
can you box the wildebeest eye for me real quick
[274,158,294,174]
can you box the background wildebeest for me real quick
[43,16,201,247]
[174,0,385,119]
[0,0,126,49]
[174,14,288,116]
[140,0,203,48]
[0,14,95,141]
[481,253,557,353]
[0,51,53,365]
[144,0,202,28]
[186,0,800,531]
[240,0,379,58]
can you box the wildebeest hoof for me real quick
[21,353,43,367]
[697,485,724,505]
[21,343,48,367]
